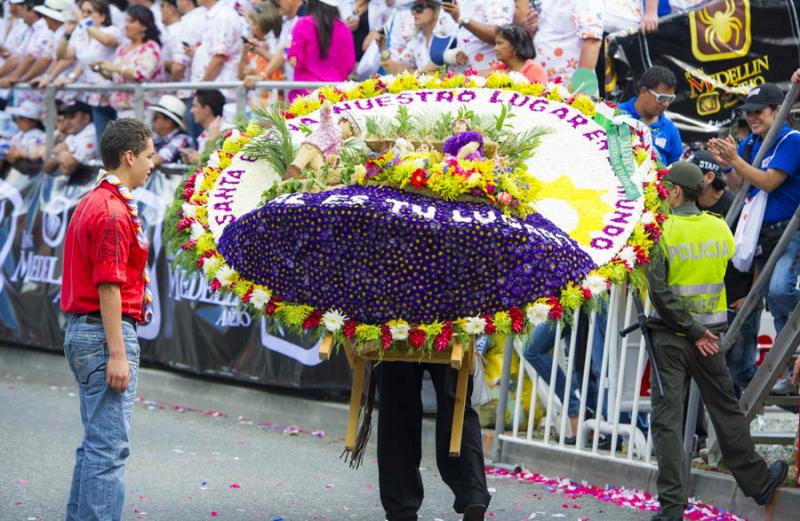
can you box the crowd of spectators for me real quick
[0,0,714,176]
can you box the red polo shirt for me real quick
[61,182,149,323]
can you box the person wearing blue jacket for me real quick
[619,65,683,166]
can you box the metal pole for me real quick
[682,380,701,486]
[235,85,247,121]
[43,86,56,157]
[492,334,515,462]
[726,83,800,228]
[133,84,145,121]
[721,203,800,351]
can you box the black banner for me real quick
[0,167,351,392]
[607,0,800,137]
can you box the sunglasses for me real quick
[647,88,676,105]
[411,3,432,13]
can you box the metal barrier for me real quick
[495,283,658,468]
[8,80,334,155]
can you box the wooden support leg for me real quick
[450,341,463,369]
[318,334,333,361]
[449,342,472,457]
[345,356,366,452]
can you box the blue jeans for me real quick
[766,230,800,335]
[63,315,140,521]
[725,307,760,397]
[523,323,581,418]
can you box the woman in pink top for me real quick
[287,0,355,101]
[489,24,548,84]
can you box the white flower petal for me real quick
[583,274,608,296]
[190,222,206,241]
[526,304,550,327]
[181,203,197,218]
[464,316,487,335]
[250,288,271,308]
[323,309,347,332]
[390,323,410,340]
[216,265,237,288]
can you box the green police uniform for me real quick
[646,164,770,519]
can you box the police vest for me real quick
[658,212,735,328]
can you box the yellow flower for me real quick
[318,85,343,103]
[546,88,563,103]
[388,72,421,94]
[634,147,649,166]
[281,304,314,328]
[196,233,215,253]
[570,94,596,117]
[560,283,585,310]
[514,82,545,97]
[245,121,263,138]
[287,96,321,117]
[486,71,513,89]
[355,324,382,341]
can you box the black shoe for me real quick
[564,436,576,446]
[753,460,788,505]
[597,434,623,451]
[462,504,486,521]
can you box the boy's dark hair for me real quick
[100,118,151,170]
[639,65,678,91]
[194,89,225,118]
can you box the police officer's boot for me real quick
[462,504,486,521]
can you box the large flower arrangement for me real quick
[165,71,670,354]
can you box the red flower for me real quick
[547,297,563,321]
[655,212,667,225]
[381,325,392,350]
[645,222,662,242]
[483,315,496,335]
[265,299,278,315]
[343,319,357,340]
[280,110,296,120]
[183,187,194,200]
[241,286,254,304]
[634,246,650,265]
[435,321,453,351]
[464,67,478,77]
[180,239,197,250]
[656,184,670,199]
[657,169,669,181]
[210,279,221,292]
[409,168,428,189]
[409,329,426,349]
[303,309,322,330]
[509,306,524,333]
[582,288,593,301]
[177,217,194,231]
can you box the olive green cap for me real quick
[664,161,705,192]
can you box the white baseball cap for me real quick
[8,100,43,121]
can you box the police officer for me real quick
[646,162,787,521]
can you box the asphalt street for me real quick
[1,352,653,521]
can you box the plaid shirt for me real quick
[153,128,194,164]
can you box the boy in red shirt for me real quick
[60,118,155,521]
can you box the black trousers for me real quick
[377,362,491,521]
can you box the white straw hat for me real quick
[148,95,186,129]
[34,0,73,23]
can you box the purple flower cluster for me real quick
[217,186,597,324]
[442,131,484,157]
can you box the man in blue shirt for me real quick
[619,65,683,166]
